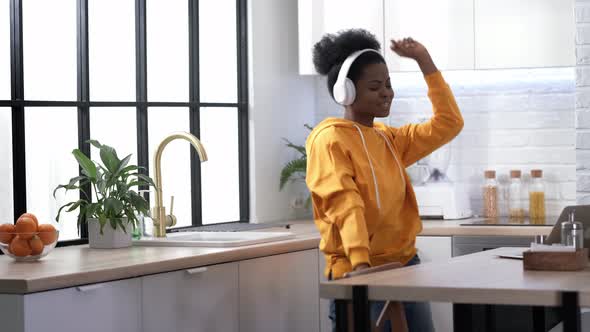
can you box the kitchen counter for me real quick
[0,218,552,294]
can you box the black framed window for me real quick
[2,0,249,244]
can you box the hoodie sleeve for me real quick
[390,71,464,167]
[306,130,370,269]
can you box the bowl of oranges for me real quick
[0,213,59,262]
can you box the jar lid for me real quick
[531,169,543,178]
[510,170,521,178]
[484,170,496,179]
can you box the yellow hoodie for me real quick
[306,71,463,279]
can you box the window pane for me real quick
[148,108,191,228]
[23,0,76,101]
[89,0,135,101]
[0,108,13,223]
[90,107,137,167]
[0,4,9,100]
[25,107,79,240]
[147,1,188,102]
[199,0,237,103]
[200,107,239,224]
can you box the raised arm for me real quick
[389,37,464,166]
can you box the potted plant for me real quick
[279,124,313,211]
[54,140,155,249]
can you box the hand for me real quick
[390,37,437,75]
[353,263,370,271]
[390,37,429,61]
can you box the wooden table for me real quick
[320,248,590,332]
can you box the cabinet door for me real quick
[384,0,474,72]
[298,0,384,75]
[141,262,238,332]
[24,278,141,332]
[239,249,320,332]
[474,0,575,69]
[318,249,331,332]
[416,236,453,332]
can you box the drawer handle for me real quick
[185,267,208,275]
[76,284,105,292]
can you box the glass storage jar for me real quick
[508,170,524,221]
[528,169,546,223]
[483,170,498,218]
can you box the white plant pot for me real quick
[88,218,132,249]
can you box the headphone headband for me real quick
[335,49,382,88]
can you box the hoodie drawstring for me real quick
[352,125,407,211]
[353,124,382,210]
[374,129,406,189]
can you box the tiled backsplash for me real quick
[314,68,575,217]
[576,0,590,205]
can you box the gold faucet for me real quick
[152,132,208,237]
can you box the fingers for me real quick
[390,37,417,49]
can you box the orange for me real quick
[10,236,32,257]
[37,224,57,245]
[29,236,44,255]
[15,217,37,240]
[0,223,16,244]
[18,213,38,228]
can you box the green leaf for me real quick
[55,201,77,222]
[87,139,103,149]
[100,145,120,173]
[136,173,156,188]
[72,149,97,180]
[114,154,132,177]
[99,215,107,235]
[104,197,124,217]
[279,158,307,190]
[282,138,306,156]
[66,199,87,212]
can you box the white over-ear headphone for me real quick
[332,48,382,106]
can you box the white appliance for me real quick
[407,138,472,220]
[413,183,472,219]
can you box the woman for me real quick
[306,29,464,331]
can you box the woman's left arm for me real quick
[388,38,464,167]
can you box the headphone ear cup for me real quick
[342,78,356,106]
[332,81,346,105]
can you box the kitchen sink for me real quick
[133,231,295,248]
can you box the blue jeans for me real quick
[329,255,435,332]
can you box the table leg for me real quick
[561,291,581,332]
[352,285,370,332]
[532,306,546,332]
[453,303,476,332]
[335,299,348,332]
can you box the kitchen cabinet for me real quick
[474,0,574,69]
[239,249,320,332]
[141,262,239,332]
[416,235,453,332]
[0,278,142,332]
[384,0,474,72]
[298,0,574,73]
[298,0,384,75]
[318,248,331,332]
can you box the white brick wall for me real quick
[314,67,576,217]
[578,0,590,205]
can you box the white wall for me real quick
[315,67,576,217]
[248,0,316,223]
[576,0,590,204]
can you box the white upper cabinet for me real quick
[298,0,384,75]
[384,0,474,72]
[474,0,575,69]
[298,0,575,74]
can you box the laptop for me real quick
[499,205,590,259]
